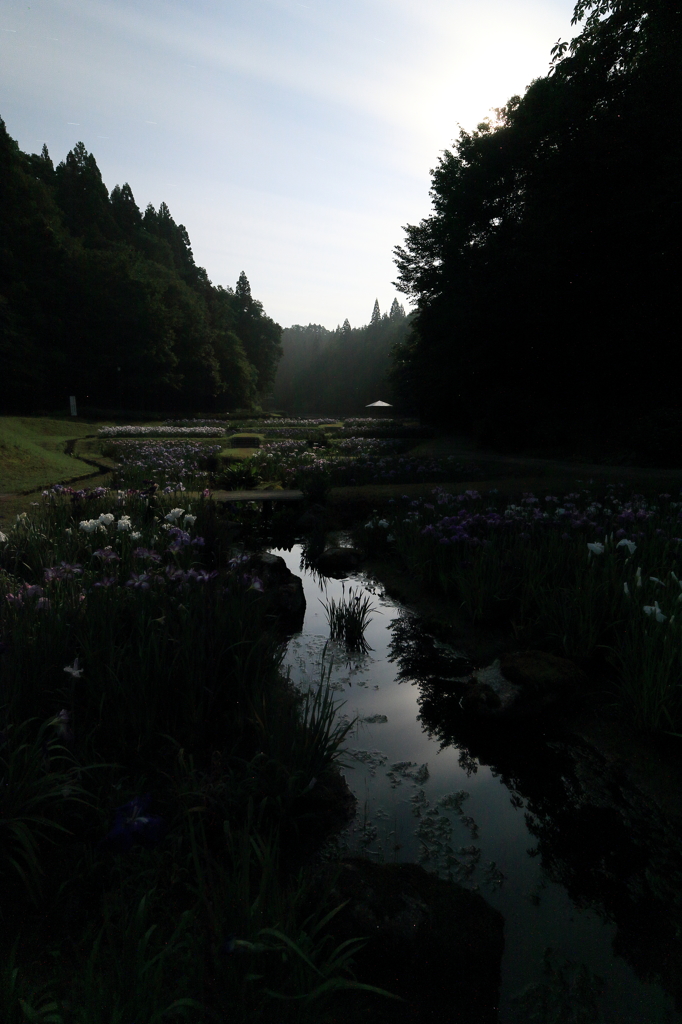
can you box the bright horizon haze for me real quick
[2,0,577,329]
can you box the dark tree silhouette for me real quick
[0,123,281,413]
[392,0,682,452]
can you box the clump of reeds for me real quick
[322,584,376,652]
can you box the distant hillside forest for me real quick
[272,299,410,415]
[393,0,682,451]
[0,120,281,414]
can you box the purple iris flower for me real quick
[93,548,120,564]
[101,794,166,852]
[93,576,117,588]
[133,547,161,562]
[126,573,151,590]
[44,562,83,581]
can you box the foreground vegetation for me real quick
[0,458,400,1021]
[3,412,682,1021]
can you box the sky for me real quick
[1,0,578,329]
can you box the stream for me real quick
[271,542,682,1024]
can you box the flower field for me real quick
[249,444,471,490]
[0,486,393,1022]
[99,425,226,437]
[360,484,682,733]
[104,439,224,491]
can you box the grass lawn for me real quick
[0,417,107,494]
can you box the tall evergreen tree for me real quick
[54,142,117,243]
[233,271,282,398]
[369,299,381,326]
[110,183,142,237]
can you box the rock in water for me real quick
[306,858,504,1024]
[499,649,589,710]
[315,546,362,578]
[243,552,305,628]
[459,650,588,720]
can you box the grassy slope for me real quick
[0,417,104,494]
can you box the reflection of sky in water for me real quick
[272,545,679,1024]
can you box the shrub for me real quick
[628,407,682,468]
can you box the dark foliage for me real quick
[0,124,282,413]
[392,0,682,451]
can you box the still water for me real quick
[272,543,682,1024]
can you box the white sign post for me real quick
[69,396,77,417]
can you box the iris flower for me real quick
[53,709,73,743]
[643,601,667,622]
[125,573,151,590]
[101,794,166,852]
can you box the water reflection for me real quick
[272,542,682,1023]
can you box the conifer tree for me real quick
[110,183,142,237]
[55,142,117,241]
[0,119,283,413]
[233,271,282,398]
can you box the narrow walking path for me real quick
[410,433,682,492]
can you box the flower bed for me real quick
[99,425,225,437]
[252,449,470,488]
[0,488,374,1019]
[105,440,223,491]
[359,484,682,733]
[333,437,407,455]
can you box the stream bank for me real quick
[261,527,682,1024]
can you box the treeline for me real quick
[0,122,281,413]
[273,299,410,415]
[393,0,682,452]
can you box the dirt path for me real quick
[409,433,682,493]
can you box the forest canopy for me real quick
[0,124,282,413]
[272,298,410,415]
[392,0,681,447]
